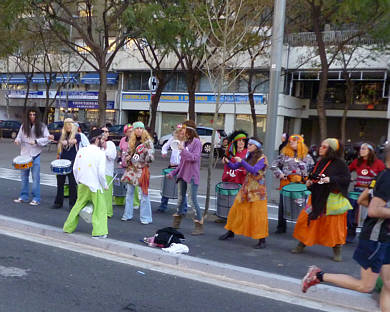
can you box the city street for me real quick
[0,140,379,311]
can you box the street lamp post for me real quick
[264,0,287,192]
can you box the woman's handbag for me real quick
[326,192,353,216]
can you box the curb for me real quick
[0,215,379,312]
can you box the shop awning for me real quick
[31,74,55,84]
[56,73,79,84]
[0,74,28,84]
[81,72,118,85]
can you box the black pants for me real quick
[54,172,77,208]
[276,193,287,231]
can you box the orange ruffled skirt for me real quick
[293,208,347,247]
[225,198,268,240]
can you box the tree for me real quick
[287,0,390,140]
[31,0,138,126]
[192,0,268,216]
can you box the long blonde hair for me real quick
[128,129,152,156]
[57,121,77,155]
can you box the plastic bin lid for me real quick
[348,191,361,200]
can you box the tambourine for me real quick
[171,140,181,151]
[136,144,145,154]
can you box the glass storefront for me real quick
[197,113,224,129]
[161,112,187,136]
[235,114,266,142]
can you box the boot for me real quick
[191,220,204,236]
[291,241,306,254]
[253,238,266,249]
[219,230,234,240]
[172,214,182,229]
[332,245,342,262]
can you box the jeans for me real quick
[177,178,202,221]
[20,155,40,203]
[159,192,188,212]
[123,184,152,223]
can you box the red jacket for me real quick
[221,149,247,184]
[349,158,385,188]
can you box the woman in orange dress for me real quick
[292,138,351,261]
[219,137,268,249]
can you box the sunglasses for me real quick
[29,113,37,116]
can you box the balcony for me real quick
[309,98,387,111]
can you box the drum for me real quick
[12,155,33,170]
[281,183,310,221]
[113,167,127,197]
[51,159,72,175]
[215,182,241,219]
[79,202,93,224]
[161,168,178,199]
[357,205,368,228]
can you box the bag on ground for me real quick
[154,227,185,248]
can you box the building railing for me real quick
[286,30,381,47]
[309,99,387,111]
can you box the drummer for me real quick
[157,123,188,213]
[101,127,117,218]
[347,143,385,242]
[52,118,81,209]
[270,134,314,233]
[14,108,51,206]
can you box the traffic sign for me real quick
[148,76,158,91]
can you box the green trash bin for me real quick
[281,183,310,221]
[215,182,241,219]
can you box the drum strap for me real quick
[311,160,332,183]
[32,153,40,160]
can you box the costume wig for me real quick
[281,134,308,160]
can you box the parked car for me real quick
[159,126,221,153]
[0,120,21,139]
[47,121,64,137]
[108,124,125,146]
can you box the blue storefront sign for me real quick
[121,92,264,104]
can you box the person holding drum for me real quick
[219,137,268,248]
[14,108,51,206]
[271,134,314,234]
[63,129,108,238]
[346,143,385,243]
[121,121,154,224]
[118,124,140,208]
[168,120,204,235]
[301,143,390,312]
[101,127,117,218]
[292,138,351,262]
[158,123,188,213]
[52,118,81,209]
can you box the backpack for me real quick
[154,227,185,248]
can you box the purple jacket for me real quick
[228,158,266,174]
[170,138,202,185]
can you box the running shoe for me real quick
[302,265,322,293]
[29,200,40,206]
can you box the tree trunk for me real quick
[341,76,353,144]
[317,70,328,141]
[249,92,257,137]
[186,70,200,121]
[98,66,108,127]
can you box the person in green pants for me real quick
[101,127,117,218]
[63,129,108,238]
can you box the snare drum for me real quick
[215,182,241,219]
[161,168,178,199]
[51,159,72,175]
[281,183,310,221]
[12,155,33,170]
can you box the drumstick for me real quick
[107,173,118,188]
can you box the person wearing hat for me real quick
[52,118,81,209]
[347,142,385,242]
[63,129,109,238]
[270,134,314,233]
[292,138,351,261]
[219,137,269,249]
[121,121,154,224]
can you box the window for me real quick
[196,128,212,136]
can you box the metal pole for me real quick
[65,24,73,118]
[264,0,286,191]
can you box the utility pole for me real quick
[264,0,286,191]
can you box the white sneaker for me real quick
[141,221,151,225]
[121,217,132,221]
[92,234,107,239]
[14,198,25,203]
[29,200,40,206]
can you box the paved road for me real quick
[0,234,318,312]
